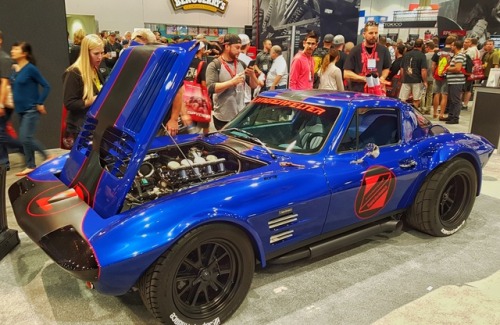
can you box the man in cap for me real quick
[333,34,347,76]
[206,34,259,130]
[104,32,123,69]
[238,34,254,104]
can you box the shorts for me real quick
[463,80,473,92]
[399,83,424,101]
[433,79,448,94]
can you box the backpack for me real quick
[469,50,485,81]
[313,48,327,89]
[463,53,473,78]
[434,50,451,81]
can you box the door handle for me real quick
[399,159,417,169]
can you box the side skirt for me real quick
[269,218,403,265]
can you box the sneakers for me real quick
[461,105,468,110]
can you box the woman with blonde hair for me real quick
[62,34,105,148]
[319,48,344,91]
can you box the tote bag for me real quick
[184,61,212,123]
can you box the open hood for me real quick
[58,42,196,217]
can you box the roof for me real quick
[259,89,401,108]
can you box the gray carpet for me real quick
[1,193,499,325]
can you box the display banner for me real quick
[438,0,500,47]
[383,21,436,28]
[170,0,228,13]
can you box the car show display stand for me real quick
[470,86,500,149]
[0,166,20,260]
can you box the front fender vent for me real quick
[270,230,294,244]
[268,213,298,230]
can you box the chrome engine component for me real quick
[125,143,264,206]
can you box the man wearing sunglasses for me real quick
[344,21,391,93]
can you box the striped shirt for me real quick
[447,52,466,85]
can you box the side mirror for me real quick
[350,143,380,165]
[365,143,380,158]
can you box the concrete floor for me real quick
[1,108,499,325]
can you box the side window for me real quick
[338,108,400,153]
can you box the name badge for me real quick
[111,51,117,58]
[263,64,268,71]
[367,59,376,69]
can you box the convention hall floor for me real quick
[1,108,499,324]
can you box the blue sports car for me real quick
[10,43,494,324]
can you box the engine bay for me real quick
[124,142,266,207]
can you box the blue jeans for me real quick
[0,109,24,168]
[18,109,47,168]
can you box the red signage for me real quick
[441,29,467,37]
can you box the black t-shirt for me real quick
[387,57,403,81]
[335,50,347,76]
[256,50,272,74]
[104,41,123,68]
[185,57,207,84]
[344,44,392,92]
[401,49,427,83]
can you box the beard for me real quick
[365,38,377,46]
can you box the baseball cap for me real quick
[323,34,334,43]
[239,34,250,46]
[110,32,116,36]
[197,41,205,51]
[333,35,345,45]
[224,34,241,45]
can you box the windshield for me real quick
[224,97,340,153]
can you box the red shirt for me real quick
[289,51,314,90]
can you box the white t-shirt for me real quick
[319,63,344,91]
[266,55,288,88]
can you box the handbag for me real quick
[5,84,14,109]
[184,61,212,123]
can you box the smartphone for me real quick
[247,59,256,68]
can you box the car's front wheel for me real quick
[406,158,477,236]
[139,223,255,324]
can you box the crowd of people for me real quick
[1,22,499,175]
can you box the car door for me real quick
[321,103,422,233]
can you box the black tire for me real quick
[406,158,477,237]
[138,224,255,324]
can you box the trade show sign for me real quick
[170,0,228,13]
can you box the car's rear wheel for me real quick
[139,224,255,324]
[406,158,477,236]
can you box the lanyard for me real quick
[361,43,378,75]
[220,58,238,78]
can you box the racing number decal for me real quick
[355,166,396,219]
